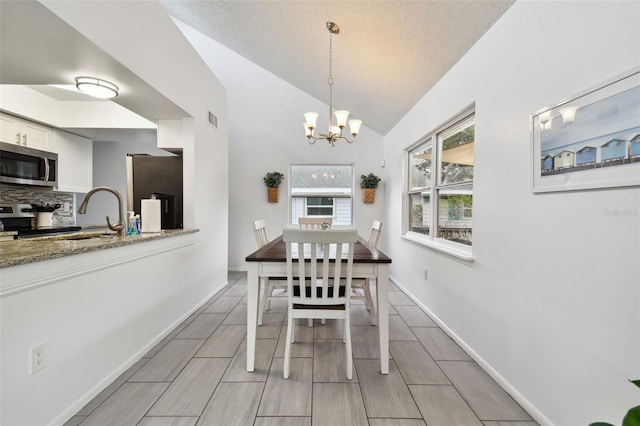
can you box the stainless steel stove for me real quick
[0,203,80,239]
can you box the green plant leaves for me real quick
[622,405,640,426]
[360,173,381,189]
[264,172,284,188]
[589,379,640,426]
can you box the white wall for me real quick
[384,2,640,425]
[172,19,386,270]
[0,235,211,426]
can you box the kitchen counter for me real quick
[0,228,198,268]
[0,231,18,242]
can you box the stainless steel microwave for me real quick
[0,142,58,187]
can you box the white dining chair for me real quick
[253,219,287,325]
[283,228,357,379]
[351,219,383,325]
[298,217,333,229]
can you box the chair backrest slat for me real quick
[331,241,343,299]
[283,228,357,304]
[253,219,269,248]
[368,219,383,248]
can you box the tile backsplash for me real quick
[1,184,75,226]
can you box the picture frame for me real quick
[530,66,640,193]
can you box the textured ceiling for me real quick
[160,0,514,135]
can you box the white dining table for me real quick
[245,234,392,374]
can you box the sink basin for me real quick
[63,235,95,240]
[55,232,117,241]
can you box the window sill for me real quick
[401,233,474,262]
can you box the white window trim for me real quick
[289,163,354,225]
[401,232,474,261]
[402,105,475,262]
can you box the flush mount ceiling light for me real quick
[75,76,119,99]
[303,22,362,147]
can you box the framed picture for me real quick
[531,67,640,193]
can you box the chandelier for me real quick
[303,22,362,147]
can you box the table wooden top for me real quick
[245,235,392,264]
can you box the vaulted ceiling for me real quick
[159,1,514,135]
[1,1,514,139]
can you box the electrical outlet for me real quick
[63,202,70,212]
[30,343,47,375]
[423,267,429,281]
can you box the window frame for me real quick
[289,163,354,225]
[305,197,335,217]
[402,106,475,261]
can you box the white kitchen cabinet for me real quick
[53,129,93,193]
[0,112,53,151]
[0,113,21,145]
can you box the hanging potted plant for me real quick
[360,173,381,204]
[263,171,284,203]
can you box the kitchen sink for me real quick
[64,235,105,240]
[54,232,117,241]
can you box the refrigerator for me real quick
[126,153,183,229]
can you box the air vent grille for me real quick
[208,111,218,128]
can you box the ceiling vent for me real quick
[208,111,218,128]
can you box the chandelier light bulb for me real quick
[348,119,362,136]
[335,110,350,128]
[304,124,314,138]
[304,112,319,129]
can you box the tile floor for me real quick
[65,271,538,426]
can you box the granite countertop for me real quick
[0,228,198,268]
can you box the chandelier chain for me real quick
[328,29,333,86]
[303,21,362,146]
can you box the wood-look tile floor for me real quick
[65,271,538,426]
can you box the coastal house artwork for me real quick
[541,132,640,175]
[576,146,597,165]
[536,81,640,177]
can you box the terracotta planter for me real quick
[267,187,280,203]
[363,188,376,204]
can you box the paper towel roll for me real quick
[141,199,161,233]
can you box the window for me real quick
[406,110,474,253]
[290,164,353,225]
[306,197,334,216]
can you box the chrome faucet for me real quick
[77,186,127,237]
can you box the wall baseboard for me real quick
[51,280,229,426]
[389,274,552,426]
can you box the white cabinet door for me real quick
[20,120,53,151]
[0,112,53,151]
[0,113,22,145]
[53,130,93,193]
